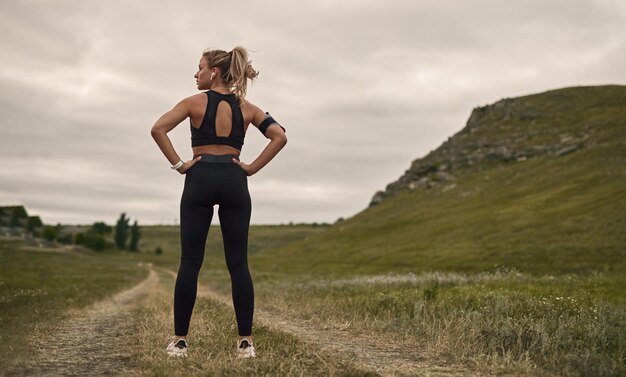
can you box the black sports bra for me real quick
[190,90,245,150]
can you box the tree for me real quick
[91,221,112,235]
[129,220,140,252]
[114,212,130,249]
[42,225,58,241]
[75,232,106,251]
[9,206,28,227]
[73,221,113,251]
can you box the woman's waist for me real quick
[192,143,241,156]
[193,153,240,164]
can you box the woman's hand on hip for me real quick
[177,156,203,174]
[232,158,254,176]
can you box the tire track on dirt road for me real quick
[10,263,159,377]
[159,267,483,377]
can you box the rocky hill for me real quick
[369,85,617,206]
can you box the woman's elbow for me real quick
[268,133,287,145]
[151,125,163,138]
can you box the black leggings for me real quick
[174,153,253,336]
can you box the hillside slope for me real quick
[252,85,626,277]
[371,85,622,206]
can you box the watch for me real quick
[171,160,184,170]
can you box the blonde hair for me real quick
[202,46,259,105]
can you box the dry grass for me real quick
[200,269,625,377]
[124,268,377,377]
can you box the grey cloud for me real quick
[1,0,625,225]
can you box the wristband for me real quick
[171,160,184,170]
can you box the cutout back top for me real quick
[190,90,245,150]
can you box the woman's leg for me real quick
[174,173,214,337]
[218,171,254,337]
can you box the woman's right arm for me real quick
[150,96,202,174]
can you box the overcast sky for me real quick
[1,0,624,226]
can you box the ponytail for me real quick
[202,46,259,105]
[229,46,259,105]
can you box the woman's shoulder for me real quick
[177,92,210,108]
[241,97,262,113]
[186,92,209,101]
[241,97,258,107]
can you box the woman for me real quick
[150,46,288,359]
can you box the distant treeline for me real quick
[0,205,141,252]
[69,213,141,252]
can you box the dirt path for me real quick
[159,267,477,377]
[14,262,160,377]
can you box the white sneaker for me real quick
[166,338,189,357]
[236,338,256,358]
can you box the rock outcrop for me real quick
[369,89,595,207]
